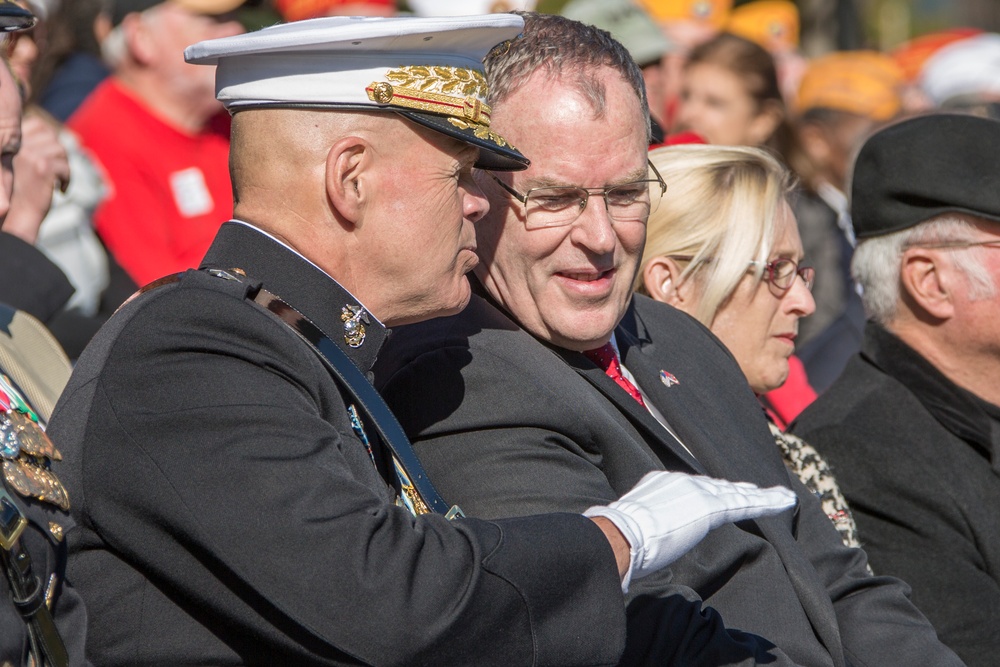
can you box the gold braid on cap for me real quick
[366,65,514,150]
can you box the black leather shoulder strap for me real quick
[131,269,457,517]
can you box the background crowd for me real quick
[1,0,998,665]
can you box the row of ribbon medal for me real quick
[0,373,70,511]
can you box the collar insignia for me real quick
[341,304,370,348]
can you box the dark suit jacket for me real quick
[792,323,1000,666]
[376,291,962,667]
[47,222,627,666]
[0,231,74,322]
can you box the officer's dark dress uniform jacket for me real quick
[47,221,626,666]
[793,322,1000,666]
[375,289,962,667]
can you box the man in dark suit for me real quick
[376,13,963,666]
[42,14,796,666]
[792,114,1000,666]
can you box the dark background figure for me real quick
[787,49,904,392]
[793,113,1000,666]
[31,0,110,123]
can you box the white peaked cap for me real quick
[407,0,537,17]
[184,14,528,170]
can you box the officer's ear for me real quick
[325,136,370,227]
[899,248,955,321]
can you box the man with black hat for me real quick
[45,14,797,666]
[793,112,1000,666]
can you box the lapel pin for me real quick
[660,370,679,387]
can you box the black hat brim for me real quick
[396,109,529,172]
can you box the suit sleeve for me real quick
[0,231,74,321]
[379,338,801,667]
[64,281,627,667]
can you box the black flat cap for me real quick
[852,113,1000,239]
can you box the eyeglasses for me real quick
[905,239,1000,251]
[669,255,815,294]
[486,160,668,230]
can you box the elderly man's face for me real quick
[0,63,22,222]
[362,119,489,327]
[944,221,1000,353]
[474,67,650,351]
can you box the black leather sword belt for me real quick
[1,485,69,667]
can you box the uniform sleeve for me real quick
[62,281,627,666]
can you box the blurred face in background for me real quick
[677,61,781,146]
[3,1,42,93]
[131,2,244,111]
[0,62,23,221]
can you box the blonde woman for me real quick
[638,143,862,547]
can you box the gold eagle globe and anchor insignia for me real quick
[365,65,518,152]
[341,304,370,348]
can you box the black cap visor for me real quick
[396,109,529,172]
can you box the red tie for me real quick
[584,343,646,407]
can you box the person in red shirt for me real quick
[68,0,243,286]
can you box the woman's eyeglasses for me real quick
[668,255,815,295]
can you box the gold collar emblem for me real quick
[341,304,370,348]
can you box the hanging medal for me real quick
[0,372,69,510]
[0,410,20,459]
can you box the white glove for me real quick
[584,470,797,591]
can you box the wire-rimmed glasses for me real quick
[486,160,668,230]
[669,255,815,295]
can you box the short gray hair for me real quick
[484,11,651,142]
[852,214,997,325]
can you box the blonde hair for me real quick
[638,143,794,325]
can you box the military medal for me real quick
[6,410,60,460]
[341,304,370,348]
[0,412,20,459]
[3,459,70,511]
[0,373,70,510]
